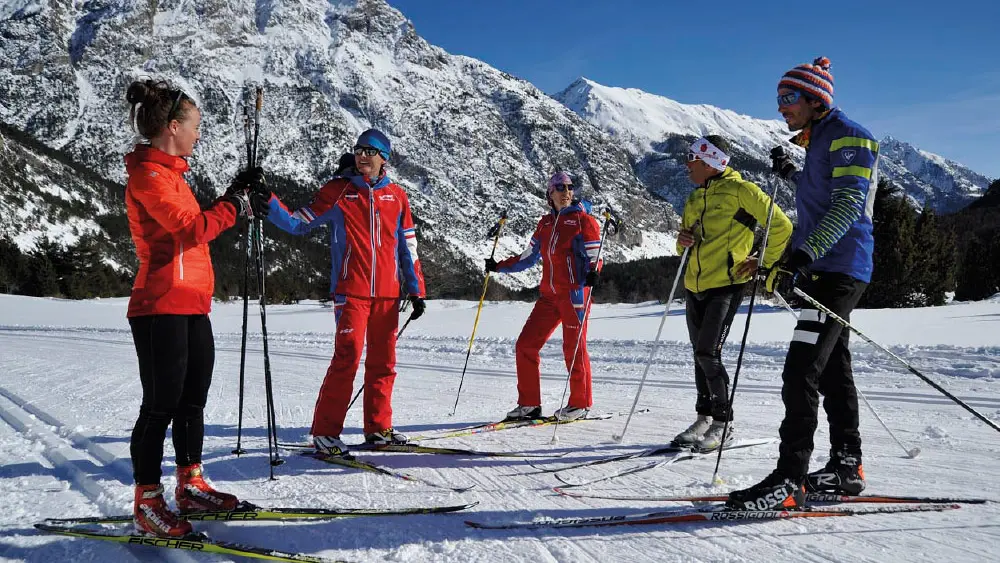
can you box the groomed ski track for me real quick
[1,296,998,562]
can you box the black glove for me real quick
[770,146,797,180]
[236,166,266,190]
[407,295,426,320]
[584,270,600,287]
[763,249,812,295]
[485,257,498,273]
[223,183,253,219]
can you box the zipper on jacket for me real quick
[696,188,708,293]
[566,256,575,284]
[547,227,559,294]
[368,187,377,297]
[178,241,185,281]
[375,210,383,247]
[342,247,352,279]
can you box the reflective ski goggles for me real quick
[777,90,803,106]
[353,146,381,157]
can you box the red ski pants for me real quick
[311,296,399,437]
[515,291,593,409]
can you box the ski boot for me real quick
[726,470,805,511]
[364,427,409,445]
[553,406,589,421]
[134,483,192,537]
[807,450,866,495]
[313,435,350,457]
[504,405,542,421]
[694,420,735,452]
[671,415,712,448]
[175,463,239,513]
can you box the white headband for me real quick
[689,137,730,172]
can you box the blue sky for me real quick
[389,0,999,180]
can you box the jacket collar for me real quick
[549,199,584,217]
[348,170,391,190]
[703,166,740,188]
[124,144,190,174]
[790,107,836,149]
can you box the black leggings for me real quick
[129,314,215,485]
[686,284,746,422]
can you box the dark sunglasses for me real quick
[551,184,573,192]
[687,152,700,162]
[777,91,802,106]
[353,146,381,157]
[168,90,185,121]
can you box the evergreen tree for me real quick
[863,180,918,308]
[912,208,956,306]
[954,233,999,301]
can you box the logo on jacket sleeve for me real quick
[840,149,857,164]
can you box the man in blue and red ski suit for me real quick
[488,172,603,422]
[267,129,425,455]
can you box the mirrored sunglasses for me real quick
[777,91,802,106]
[551,184,573,193]
[353,146,381,157]
[687,152,700,162]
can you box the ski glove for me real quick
[770,146,797,181]
[225,168,271,220]
[584,270,600,287]
[763,249,812,295]
[484,257,498,273]
[407,295,426,320]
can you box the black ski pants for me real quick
[129,314,215,485]
[776,272,867,478]
[685,283,745,422]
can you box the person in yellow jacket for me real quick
[671,135,792,451]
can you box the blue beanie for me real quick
[356,128,391,160]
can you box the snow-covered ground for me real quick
[1,293,998,562]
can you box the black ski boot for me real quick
[727,469,805,511]
[807,450,866,495]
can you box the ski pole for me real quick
[771,291,921,458]
[710,170,785,486]
[551,209,618,444]
[232,220,252,456]
[233,105,254,457]
[793,286,1000,434]
[612,246,691,444]
[249,87,284,478]
[450,210,508,416]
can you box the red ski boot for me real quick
[175,463,239,514]
[133,484,193,537]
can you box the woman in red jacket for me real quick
[487,172,602,422]
[123,79,268,537]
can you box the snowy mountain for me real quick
[878,136,992,212]
[0,0,678,294]
[554,78,992,213]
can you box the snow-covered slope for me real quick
[1,294,999,561]
[554,77,992,212]
[0,0,678,292]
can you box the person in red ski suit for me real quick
[123,79,269,537]
[487,172,602,422]
[266,129,426,456]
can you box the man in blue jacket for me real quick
[728,57,879,511]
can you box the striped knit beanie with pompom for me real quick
[779,56,834,107]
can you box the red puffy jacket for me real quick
[124,145,237,317]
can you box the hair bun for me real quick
[812,56,832,71]
[125,80,153,105]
